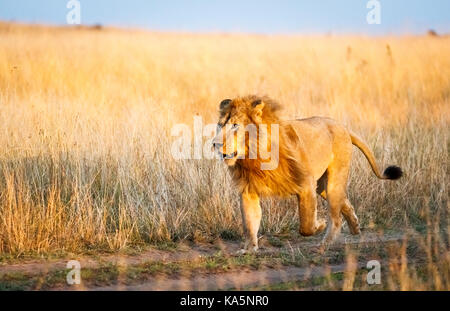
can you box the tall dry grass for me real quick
[0,23,448,260]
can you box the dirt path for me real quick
[0,231,408,276]
[93,264,352,291]
[0,231,414,290]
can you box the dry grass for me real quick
[0,21,448,271]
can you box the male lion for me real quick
[212,95,402,252]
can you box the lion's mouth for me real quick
[219,151,238,160]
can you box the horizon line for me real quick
[1,20,448,37]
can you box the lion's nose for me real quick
[213,142,223,149]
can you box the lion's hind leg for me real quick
[322,157,349,245]
[342,199,360,235]
[297,178,327,237]
[316,172,360,236]
[323,154,361,245]
[324,188,360,245]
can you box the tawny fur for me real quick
[212,95,403,252]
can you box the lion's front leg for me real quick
[239,191,262,253]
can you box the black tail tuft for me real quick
[383,165,403,180]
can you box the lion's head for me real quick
[212,95,281,167]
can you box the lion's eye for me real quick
[232,124,239,130]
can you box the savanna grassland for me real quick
[0,22,448,290]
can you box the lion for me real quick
[212,95,403,252]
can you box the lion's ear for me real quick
[252,99,265,123]
[220,99,232,110]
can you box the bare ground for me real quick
[94,264,352,291]
[0,230,418,291]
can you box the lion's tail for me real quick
[350,131,403,180]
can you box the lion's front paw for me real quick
[321,229,339,249]
[236,245,258,255]
[236,248,248,255]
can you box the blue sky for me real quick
[0,0,449,35]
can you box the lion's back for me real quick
[282,117,351,180]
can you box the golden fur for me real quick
[212,95,403,252]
